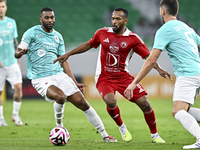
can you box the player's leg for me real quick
[11,83,23,126]
[134,95,165,143]
[97,80,130,141]
[188,107,200,122]
[0,67,8,126]
[67,91,117,142]
[6,64,23,126]
[46,85,66,127]
[173,76,200,149]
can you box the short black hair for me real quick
[0,0,7,3]
[40,7,54,17]
[114,8,128,19]
[160,0,179,16]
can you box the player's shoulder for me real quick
[5,16,15,22]
[95,27,111,33]
[52,29,64,40]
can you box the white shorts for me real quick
[0,63,22,91]
[173,75,200,105]
[31,72,80,102]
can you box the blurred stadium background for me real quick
[2,0,200,100]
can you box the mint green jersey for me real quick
[0,16,18,67]
[22,25,65,79]
[153,20,200,77]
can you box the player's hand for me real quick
[0,61,3,68]
[124,82,137,100]
[53,53,69,65]
[76,83,87,94]
[15,48,28,58]
[158,69,172,80]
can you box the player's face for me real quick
[0,1,7,19]
[40,11,55,32]
[111,11,128,34]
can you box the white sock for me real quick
[12,101,21,115]
[53,102,65,126]
[0,106,4,119]
[188,107,200,122]
[175,110,200,139]
[119,123,127,135]
[84,106,108,138]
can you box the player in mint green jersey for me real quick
[124,0,200,149]
[0,0,23,127]
[15,7,117,142]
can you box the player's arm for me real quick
[54,42,93,64]
[14,38,21,66]
[61,60,86,93]
[125,48,166,100]
[198,44,200,52]
[15,41,29,59]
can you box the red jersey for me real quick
[88,27,150,83]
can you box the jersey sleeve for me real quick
[131,34,150,59]
[13,20,18,39]
[195,32,200,46]
[21,28,34,45]
[58,35,65,56]
[88,29,101,48]
[153,27,170,50]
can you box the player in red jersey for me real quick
[54,8,171,143]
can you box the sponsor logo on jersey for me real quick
[109,43,119,53]
[7,22,12,28]
[54,36,59,42]
[38,34,45,37]
[103,38,109,43]
[120,41,127,48]
[0,31,10,36]
[37,49,46,57]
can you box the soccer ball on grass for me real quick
[49,126,70,146]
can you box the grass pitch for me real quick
[0,98,199,150]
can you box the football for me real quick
[49,126,70,146]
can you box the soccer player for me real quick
[124,0,200,149]
[15,7,117,142]
[0,0,23,126]
[54,8,170,143]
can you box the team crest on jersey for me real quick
[7,22,12,28]
[120,41,127,48]
[37,49,46,57]
[54,36,59,42]
[109,43,119,53]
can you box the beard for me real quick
[113,24,124,33]
[42,21,54,31]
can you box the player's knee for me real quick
[55,94,66,104]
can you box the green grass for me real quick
[0,98,200,150]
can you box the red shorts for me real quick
[96,74,147,102]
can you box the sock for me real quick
[0,106,3,119]
[143,108,157,134]
[53,102,65,126]
[175,110,200,139]
[107,105,123,126]
[188,107,200,122]
[84,106,108,138]
[118,123,127,135]
[12,101,21,115]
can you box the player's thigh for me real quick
[6,64,22,89]
[173,76,200,105]
[96,79,115,99]
[0,67,6,91]
[31,76,57,102]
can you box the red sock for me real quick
[143,108,157,134]
[107,105,123,126]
